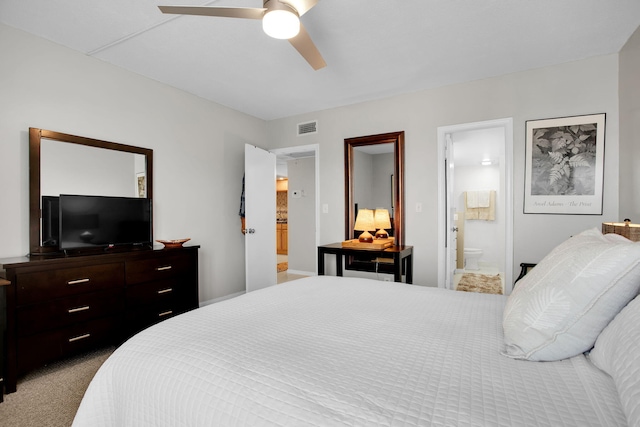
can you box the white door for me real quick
[245,144,277,292]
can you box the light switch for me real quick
[416,203,422,212]
[322,204,329,213]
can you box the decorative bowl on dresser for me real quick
[0,245,199,395]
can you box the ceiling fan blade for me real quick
[288,24,326,70]
[284,0,319,17]
[158,6,266,20]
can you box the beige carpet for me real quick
[277,262,288,272]
[456,273,503,295]
[0,346,114,427]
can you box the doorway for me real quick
[272,144,319,284]
[437,118,514,294]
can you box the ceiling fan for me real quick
[158,0,326,70]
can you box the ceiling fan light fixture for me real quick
[263,2,300,39]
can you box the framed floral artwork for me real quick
[524,113,605,214]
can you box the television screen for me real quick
[59,194,152,251]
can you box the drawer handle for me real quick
[68,305,90,314]
[156,266,172,271]
[158,310,173,317]
[68,278,90,285]
[157,288,173,294]
[69,333,91,343]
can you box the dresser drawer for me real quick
[126,278,185,306]
[17,315,121,375]
[127,300,192,336]
[17,288,124,337]
[17,263,125,305]
[126,253,194,284]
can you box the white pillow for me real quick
[502,228,640,361]
[590,295,640,427]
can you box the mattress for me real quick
[73,276,626,426]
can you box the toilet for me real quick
[464,248,483,270]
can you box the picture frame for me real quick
[136,172,147,198]
[524,113,605,215]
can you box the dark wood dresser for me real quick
[0,245,199,394]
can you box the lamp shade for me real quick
[262,4,300,39]
[354,208,375,243]
[374,208,391,239]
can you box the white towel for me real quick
[477,190,491,208]
[466,191,478,208]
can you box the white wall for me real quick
[287,157,316,273]
[0,23,267,302]
[619,25,640,220]
[266,54,620,287]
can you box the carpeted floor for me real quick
[0,346,114,427]
[456,272,503,295]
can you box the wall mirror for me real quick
[344,131,405,246]
[29,128,153,255]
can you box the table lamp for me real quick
[354,208,375,243]
[374,208,391,239]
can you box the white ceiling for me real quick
[1,1,639,121]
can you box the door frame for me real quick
[436,118,514,293]
[271,144,320,276]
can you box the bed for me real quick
[73,229,640,426]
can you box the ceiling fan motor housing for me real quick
[263,0,300,39]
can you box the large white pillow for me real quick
[502,228,640,361]
[590,295,640,427]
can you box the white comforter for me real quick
[73,276,626,426]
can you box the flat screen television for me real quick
[59,194,152,251]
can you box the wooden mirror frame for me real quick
[29,128,154,255]
[344,131,405,246]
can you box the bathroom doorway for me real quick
[272,144,319,284]
[437,118,514,294]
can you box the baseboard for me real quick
[286,269,315,277]
[199,290,245,307]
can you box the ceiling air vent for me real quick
[297,120,318,136]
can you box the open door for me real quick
[244,144,276,292]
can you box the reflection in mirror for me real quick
[345,131,404,246]
[352,143,394,220]
[30,128,153,255]
[41,139,146,199]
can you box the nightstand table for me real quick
[317,243,413,283]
